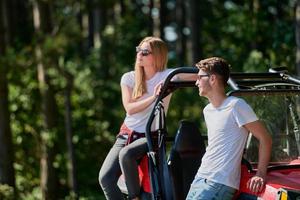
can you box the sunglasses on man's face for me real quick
[136,46,152,56]
[197,74,210,81]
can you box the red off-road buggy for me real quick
[118,67,300,200]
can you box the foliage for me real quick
[243,95,300,162]
[0,0,298,198]
[0,184,14,200]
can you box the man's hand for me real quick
[247,175,265,193]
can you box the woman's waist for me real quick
[123,119,149,132]
[118,123,159,147]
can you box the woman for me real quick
[99,36,174,200]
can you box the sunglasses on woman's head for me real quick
[136,46,152,56]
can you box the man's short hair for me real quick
[195,57,230,85]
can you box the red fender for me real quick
[138,155,151,193]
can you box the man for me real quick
[186,57,272,200]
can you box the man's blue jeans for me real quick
[186,177,237,200]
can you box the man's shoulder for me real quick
[227,96,254,114]
[227,96,247,106]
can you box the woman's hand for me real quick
[153,82,163,97]
[121,83,163,115]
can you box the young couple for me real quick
[98,36,272,200]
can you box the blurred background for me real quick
[0,0,299,199]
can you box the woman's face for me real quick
[136,42,154,69]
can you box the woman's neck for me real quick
[144,66,157,80]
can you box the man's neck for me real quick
[207,91,227,108]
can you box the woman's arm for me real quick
[121,83,162,115]
[172,73,198,81]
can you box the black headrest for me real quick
[173,120,205,153]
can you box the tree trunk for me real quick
[189,0,202,64]
[87,0,95,48]
[0,68,15,188]
[99,7,107,40]
[152,0,161,37]
[176,0,187,66]
[296,0,300,76]
[119,0,126,17]
[250,0,259,50]
[97,2,108,48]
[148,0,154,36]
[0,0,15,188]
[93,5,101,49]
[159,0,166,40]
[64,76,78,199]
[32,0,59,199]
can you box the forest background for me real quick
[1,0,300,199]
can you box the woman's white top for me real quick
[120,69,174,133]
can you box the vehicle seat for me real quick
[168,120,206,200]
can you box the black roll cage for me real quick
[145,67,300,200]
[146,67,300,152]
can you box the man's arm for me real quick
[244,120,272,193]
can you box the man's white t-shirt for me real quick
[120,69,174,133]
[196,96,258,189]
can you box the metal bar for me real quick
[228,77,239,90]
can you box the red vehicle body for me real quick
[228,68,300,200]
[118,67,300,200]
[237,161,300,199]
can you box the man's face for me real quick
[195,69,211,97]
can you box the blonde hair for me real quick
[132,36,168,99]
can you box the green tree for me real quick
[0,0,16,191]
